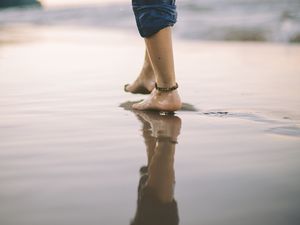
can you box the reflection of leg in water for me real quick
[131,111,181,225]
[135,111,157,166]
[147,138,176,204]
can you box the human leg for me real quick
[132,27,181,111]
[124,49,155,94]
[129,0,181,111]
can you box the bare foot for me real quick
[124,75,155,94]
[132,89,182,112]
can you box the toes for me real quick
[124,84,130,92]
[132,102,142,110]
[124,81,154,94]
[132,100,149,110]
[124,84,129,92]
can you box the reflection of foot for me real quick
[132,89,182,112]
[124,75,155,94]
[134,110,182,142]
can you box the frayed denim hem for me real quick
[132,0,177,38]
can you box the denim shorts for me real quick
[132,0,177,38]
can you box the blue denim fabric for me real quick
[132,0,177,38]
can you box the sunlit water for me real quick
[0,27,300,225]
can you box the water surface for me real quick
[0,27,300,225]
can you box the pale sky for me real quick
[43,0,126,7]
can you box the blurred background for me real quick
[0,0,300,43]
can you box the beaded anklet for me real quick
[155,82,178,92]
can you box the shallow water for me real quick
[0,27,300,225]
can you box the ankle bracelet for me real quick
[155,82,178,92]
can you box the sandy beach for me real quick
[0,25,300,225]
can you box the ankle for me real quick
[155,82,178,92]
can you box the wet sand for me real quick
[0,26,300,225]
